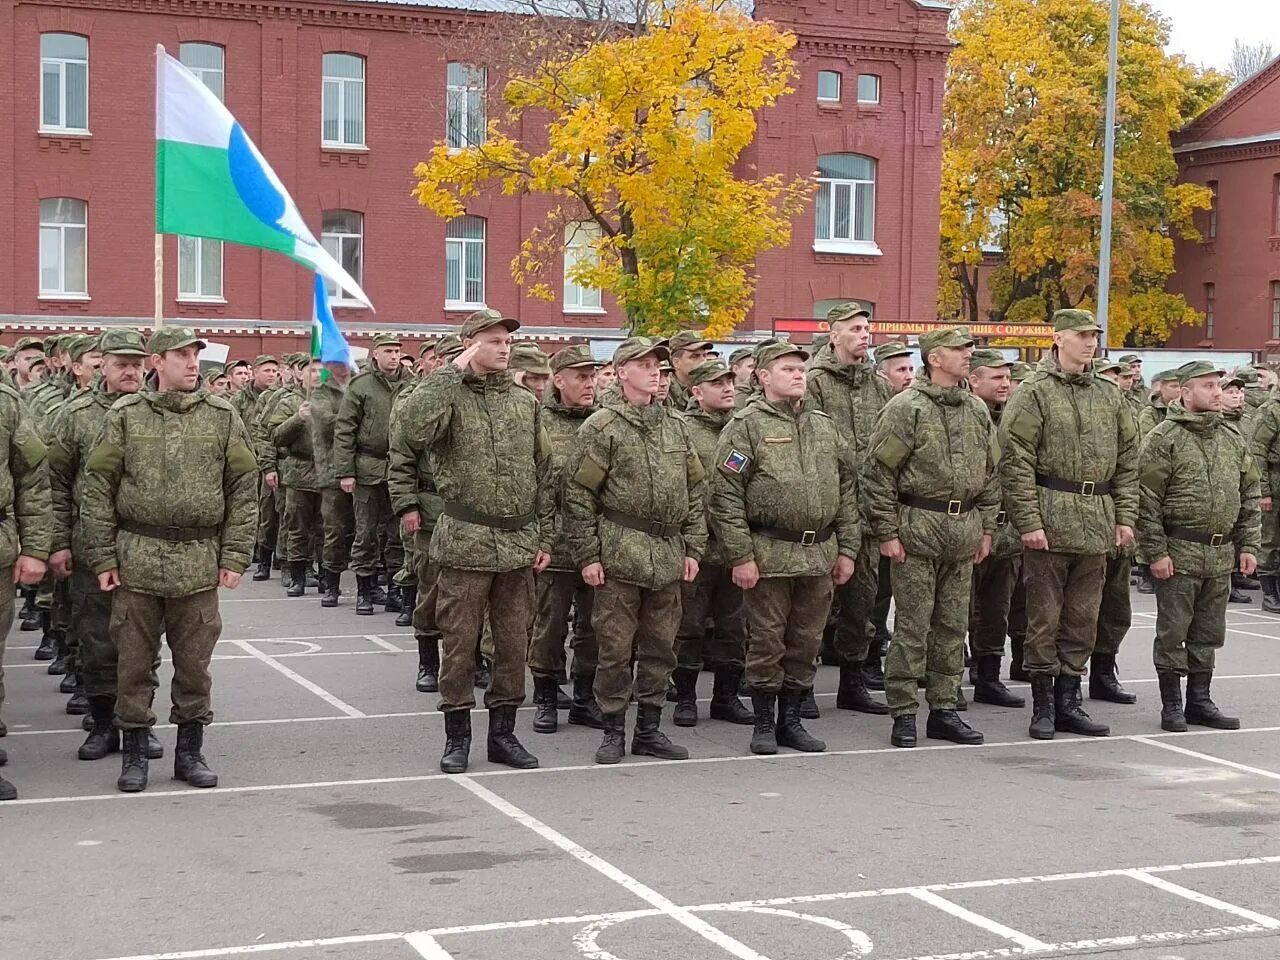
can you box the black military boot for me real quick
[1229,584,1252,603]
[709,668,754,725]
[117,728,149,793]
[955,685,968,711]
[1157,671,1187,732]
[1135,564,1155,595]
[862,650,886,691]
[595,712,627,764]
[321,570,341,608]
[749,690,778,755]
[1009,636,1030,681]
[384,582,403,615]
[1089,653,1137,704]
[416,634,440,693]
[79,696,120,761]
[631,703,689,760]
[474,654,491,690]
[0,773,14,801]
[798,687,820,719]
[1185,672,1240,729]
[286,561,307,598]
[253,548,273,582]
[891,714,917,748]
[174,722,218,788]
[972,654,1026,707]
[147,731,164,760]
[836,663,889,714]
[1029,674,1056,740]
[776,691,826,752]
[20,592,41,633]
[279,561,295,592]
[396,584,417,628]
[1233,572,1260,590]
[488,705,539,768]
[672,667,699,727]
[306,564,321,589]
[926,708,984,744]
[1054,675,1109,736]
[60,669,78,695]
[440,711,471,773]
[568,675,605,729]
[556,683,572,710]
[33,611,54,658]
[368,579,388,605]
[65,682,88,715]
[531,676,560,734]
[47,630,69,675]
[355,575,375,616]
[1263,574,1280,614]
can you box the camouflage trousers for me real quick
[349,482,403,578]
[113,588,221,729]
[968,555,1018,658]
[395,523,417,587]
[1008,558,1027,645]
[1260,505,1280,574]
[872,555,892,641]
[677,563,747,672]
[592,579,680,716]
[529,569,597,682]
[256,478,283,558]
[829,535,881,666]
[320,487,354,573]
[0,567,12,719]
[1152,573,1229,675]
[435,566,532,713]
[412,528,440,637]
[745,575,831,693]
[1094,552,1133,658]
[1022,550,1106,677]
[71,565,116,698]
[285,487,322,562]
[886,554,972,716]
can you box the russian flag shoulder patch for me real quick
[722,449,750,474]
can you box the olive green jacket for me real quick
[269,392,320,492]
[47,385,116,559]
[387,380,444,534]
[539,397,595,574]
[804,345,892,459]
[1248,398,1280,499]
[0,384,52,565]
[308,378,347,490]
[332,368,411,485]
[1137,398,1168,441]
[683,405,732,568]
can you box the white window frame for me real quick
[446,62,486,150]
[179,42,225,102]
[1204,283,1215,338]
[177,235,225,302]
[40,33,89,135]
[1272,281,1280,340]
[322,53,366,149]
[814,154,881,256]
[39,198,89,299]
[320,211,365,307]
[563,222,604,314]
[445,216,486,310]
[817,70,842,103]
[856,74,881,105]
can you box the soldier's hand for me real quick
[1240,553,1258,576]
[973,534,992,566]
[533,550,552,573]
[49,549,73,579]
[402,510,421,534]
[453,343,482,370]
[683,557,699,582]
[879,538,907,563]
[732,560,760,590]
[14,555,47,586]
[298,402,311,420]
[1021,529,1049,551]
[1114,525,1134,549]
[219,569,243,590]
[1262,496,1273,513]
[1149,556,1174,580]
[581,562,605,587]
[831,554,855,586]
[340,477,357,494]
[265,471,279,490]
[97,570,121,592]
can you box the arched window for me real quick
[815,153,877,253]
[322,53,365,147]
[445,216,486,308]
[40,33,88,132]
[564,222,602,312]
[39,198,88,297]
[180,42,225,101]
[446,63,486,148]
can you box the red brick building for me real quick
[11,0,950,357]
[1167,57,1280,352]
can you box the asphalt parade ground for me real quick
[4,579,1280,960]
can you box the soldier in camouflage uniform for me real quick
[1139,361,1261,733]
[1221,367,1254,619]
[81,327,258,793]
[1137,370,1180,439]
[999,310,1139,741]
[265,359,324,597]
[310,361,354,607]
[11,336,46,392]
[665,331,714,412]
[394,310,550,773]
[1248,376,1280,612]
[563,336,707,764]
[236,356,279,579]
[1117,354,1146,404]
[1234,367,1268,438]
[711,342,858,755]
[510,342,552,399]
[254,354,307,590]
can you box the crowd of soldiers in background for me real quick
[0,301,1265,796]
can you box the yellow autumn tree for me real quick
[939,0,1227,346]
[412,0,811,338]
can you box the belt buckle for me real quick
[649,520,667,537]
[1079,481,1095,496]
[1210,533,1224,546]
[947,500,962,516]
[996,510,1008,526]
[800,530,817,546]
[166,527,184,542]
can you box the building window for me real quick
[40,33,89,133]
[39,198,88,297]
[322,53,365,147]
[445,215,486,308]
[815,153,878,253]
[564,222,603,312]
[1204,283,1215,339]
[1272,174,1280,236]
[320,210,363,304]
[178,236,223,301]
[446,63,486,149]
[857,74,881,104]
[1206,180,1219,240]
[817,71,841,103]
[180,42,224,101]
[1272,281,1280,340]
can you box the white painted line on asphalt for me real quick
[363,633,409,652]
[881,923,1273,960]
[452,774,775,960]
[1132,735,1280,783]
[403,932,458,959]
[227,639,366,719]
[904,889,1050,952]
[81,931,408,960]
[1124,869,1280,928]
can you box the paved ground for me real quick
[3,575,1280,960]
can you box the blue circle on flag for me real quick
[228,123,287,234]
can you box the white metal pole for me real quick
[1097,0,1120,348]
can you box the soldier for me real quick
[1233,367,1268,437]
[254,355,306,591]
[965,349,1025,708]
[206,366,231,395]
[875,341,915,395]
[1248,375,1280,612]
[1222,371,1254,601]
[12,337,46,391]
[728,348,754,388]
[594,361,616,395]
[266,359,324,597]
[806,303,892,717]
[1118,354,1146,402]
[237,356,280,579]
[665,331,715,411]
[310,360,354,607]
[394,310,550,773]
[333,334,411,615]
[563,336,707,764]
[671,359,753,728]
[1137,370,1181,439]
[510,342,552,399]
[999,309,1138,740]
[227,359,252,392]
[1140,361,1260,732]
[710,342,857,754]
[81,326,257,793]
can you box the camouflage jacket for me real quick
[1242,387,1269,439]
[563,400,708,588]
[980,402,1021,560]
[80,388,259,597]
[0,384,52,565]
[539,398,595,573]
[1249,398,1280,499]
[387,380,444,533]
[395,364,551,573]
[1137,406,1261,579]
[709,396,858,578]
[47,385,117,559]
[332,368,410,485]
[308,378,346,489]
[683,405,732,567]
[666,377,691,413]
[1137,398,1168,441]
[231,382,269,427]
[998,354,1139,556]
[268,392,320,491]
[254,385,298,476]
[804,345,892,460]
[863,377,1000,560]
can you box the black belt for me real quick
[603,507,681,539]
[899,493,978,516]
[1035,473,1113,496]
[750,523,835,546]
[442,502,534,531]
[120,520,219,542]
[357,444,387,459]
[1165,526,1231,547]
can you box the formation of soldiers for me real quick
[0,304,1265,796]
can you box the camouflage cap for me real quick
[371,333,402,350]
[1232,367,1262,385]
[1150,368,1180,384]
[811,333,831,351]
[13,336,44,353]
[1223,373,1246,389]
[460,308,519,339]
[67,335,100,361]
[727,347,754,366]
[434,334,464,359]
[612,336,670,366]
[0,347,10,361]
[226,358,250,372]
[29,356,47,370]
[659,360,674,373]
[874,342,914,364]
[291,353,313,369]
[252,354,278,367]
[148,326,207,354]
[1091,358,1122,375]
[418,339,438,358]
[755,341,809,369]
[918,326,975,355]
[98,328,149,357]
[688,358,735,387]
[668,330,713,354]
[551,344,601,372]
[1115,361,1134,376]
[751,337,783,359]
[206,365,227,380]
[969,348,1012,370]
[510,342,552,376]
[1174,359,1225,383]
[1010,361,1033,382]
[1118,353,1141,364]
[1052,309,1103,333]
[826,302,871,323]
[43,335,65,356]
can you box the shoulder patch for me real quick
[722,449,750,474]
